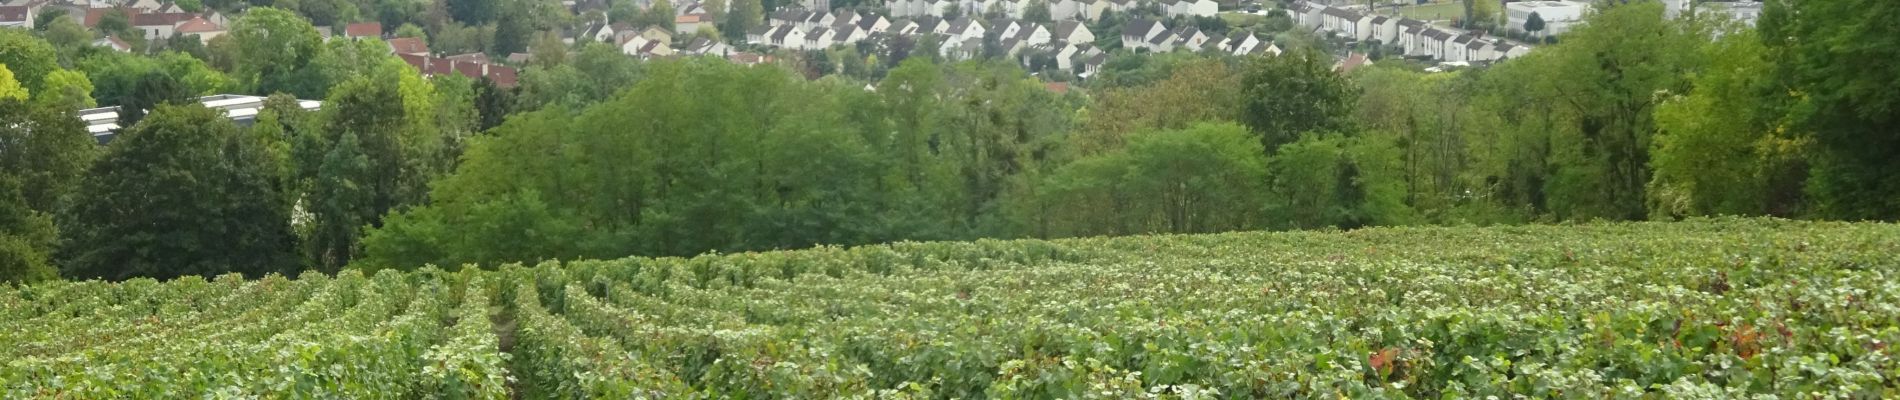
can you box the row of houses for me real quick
[1120,18,1279,56]
[751,13,1094,54]
[1293,1,1528,63]
[0,0,232,45]
[888,0,1214,21]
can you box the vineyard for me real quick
[3,218,1898,398]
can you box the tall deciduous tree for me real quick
[59,105,297,280]
[1239,48,1356,154]
[229,7,328,97]
[0,177,58,284]
[1766,0,1900,219]
[1648,28,1804,218]
[0,30,58,92]
[0,97,98,214]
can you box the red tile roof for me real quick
[343,21,382,38]
[484,65,518,88]
[387,37,428,55]
[1044,82,1069,94]
[399,53,518,88]
[175,16,221,33]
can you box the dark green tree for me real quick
[305,132,373,272]
[0,29,59,92]
[0,177,58,284]
[1524,11,1546,37]
[59,105,297,280]
[1239,48,1357,153]
[1768,0,1900,219]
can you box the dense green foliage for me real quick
[57,105,298,280]
[6,219,1900,397]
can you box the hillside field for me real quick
[3,218,1898,398]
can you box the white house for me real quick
[1368,15,1398,44]
[856,15,891,33]
[888,19,919,35]
[1319,7,1367,41]
[803,27,834,49]
[1120,18,1165,51]
[1050,20,1092,44]
[1145,30,1176,52]
[1445,34,1476,62]
[944,18,984,41]
[1015,22,1051,45]
[831,24,867,44]
[676,13,708,35]
[1051,0,1102,22]
[1397,19,1428,55]
[1463,38,1494,61]
[1292,1,1324,31]
[1420,29,1454,60]
[1495,41,1530,59]
[989,18,1021,39]
[1172,26,1207,49]
[1505,1,1590,36]
[801,10,836,30]
[915,16,950,35]
[1160,0,1215,18]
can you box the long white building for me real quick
[1504,1,1591,36]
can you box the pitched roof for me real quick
[1370,16,1389,25]
[1423,29,1454,40]
[769,25,795,40]
[945,18,977,35]
[1147,30,1174,45]
[0,5,31,23]
[94,35,132,51]
[344,21,382,38]
[857,16,882,30]
[1397,18,1426,28]
[1466,39,1490,49]
[831,24,858,38]
[485,65,517,88]
[1321,7,1359,20]
[1121,18,1157,39]
[915,16,943,32]
[772,9,808,21]
[388,37,428,54]
[1337,52,1368,72]
[676,14,705,24]
[1174,26,1199,39]
[1051,20,1082,39]
[175,16,221,33]
[804,27,829,41]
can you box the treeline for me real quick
[3,0,1897,282]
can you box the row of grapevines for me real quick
[419,273,511,399]
[507,277,690,399]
